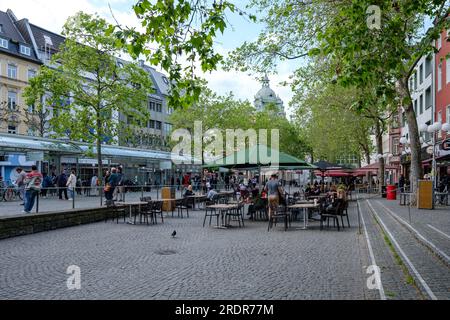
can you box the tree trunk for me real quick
[375,119,385,194]
[96,113,103,187]
[398,78,422,192]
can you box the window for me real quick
[392,137,400,156]
[437,35,442,50]
[414,100,418,115]
[7,64,17,79]
[27,69,36,80]
[149,101,156,111]
[148,120,155,129]
[392,115,400,128]
[447,57,450,85]
[438,62,442,91]
[425,55,433,77]
[419,64,423,84]
[0,24,3,33]
[447,105,450,125]
[7,125,16,134]
[162,76,169,85]
[419,94,423,115]
[0,37,8,48]
[167,107,173,115]
[155,121,162,130]
[164,123,172,134]
[437,112,442,139]
[413,71,417,90]
[20,45,31,56]
[425,87,432,109]
[8,91,17,110]
[156,103,162,112]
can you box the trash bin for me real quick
[386,185,397,200]
[381,185,387,198]
[161,187,175,211]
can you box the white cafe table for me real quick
[122,201,148,225]
[288,203,320,230]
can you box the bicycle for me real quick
[1,186,23,202]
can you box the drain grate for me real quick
[154,249,177,255]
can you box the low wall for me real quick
[0,207,116,240]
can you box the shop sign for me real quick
[442,139,450,151]
[26,151,44,161]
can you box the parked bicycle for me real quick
[0,186,23,202]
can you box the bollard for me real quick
[36,191,39,213]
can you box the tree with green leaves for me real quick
[169,85,308,160]
[110,0,255,109]
[226,0,450,192]
[24,12,154,185]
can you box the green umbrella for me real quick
[203,144,316,170]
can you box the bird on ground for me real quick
[171,230,176,238]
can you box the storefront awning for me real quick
[0,133,82,154]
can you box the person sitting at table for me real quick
[312,185,321,196]
[207,188,218,201]
[184,185,194,197]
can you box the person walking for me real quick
[105,168,119,201]
[56,171,68,200]
[113,166,124,201]
[90,173,98,196]
[66,169,77,200]
[23,165,42,213]
[41,172,53,198]
[264,174,280,219]
[15,167,27,205]
[398,174,405,193]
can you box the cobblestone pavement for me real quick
[369,197,450,255]
[363,197,450,300]
[357,200,424,300]
[1,202,380,300]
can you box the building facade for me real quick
[0,8,189,186]
[434,22,450,178]
[0,9,41,136]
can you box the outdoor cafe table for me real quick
[288,203,320,230]
[187,195,206,211]
[122,201,148,225]
[206,203,239,228]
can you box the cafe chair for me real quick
[203,200,220,227]
[319,200,342,231]
[176,198,190,218]
[105,200,126,224]
[225,202,245,228]
[152,201,164,224]
[268,206,289,232]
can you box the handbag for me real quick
[104,183,111,192]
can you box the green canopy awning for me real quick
[203,144,316,170]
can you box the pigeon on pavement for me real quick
[171,230,176,238]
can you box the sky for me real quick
[2,0,297,116]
